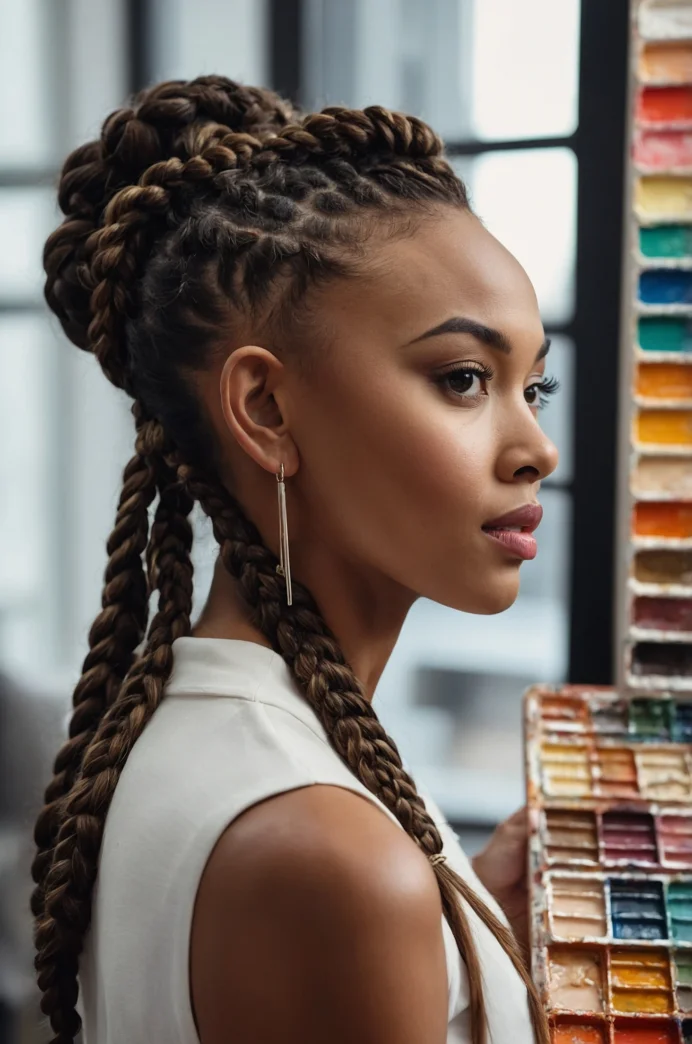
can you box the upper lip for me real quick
[482,504,543,532]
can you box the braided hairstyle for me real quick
[33,75,549,1044]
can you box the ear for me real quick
[218,346,299,477]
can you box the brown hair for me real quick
[32,75,549,1044]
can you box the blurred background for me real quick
[0,0,629,1039]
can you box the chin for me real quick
[441,573,521,615]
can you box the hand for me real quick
[470,806,530,956]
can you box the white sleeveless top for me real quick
[77,636,533,1043]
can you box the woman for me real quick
[31,76,559,1044]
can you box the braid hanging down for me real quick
[33,74,549,1044]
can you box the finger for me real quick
[502,806,528,828]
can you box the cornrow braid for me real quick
[34,75,548,1044]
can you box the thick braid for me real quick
[45,75,294,358]
[34,442,194,1044]
[258,106,465,203]
[29,400,165,922]
[178,464,549,1044]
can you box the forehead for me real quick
[311,206,543,350]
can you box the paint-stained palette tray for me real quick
[526,684,692,1043]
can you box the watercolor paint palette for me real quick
[626,0,692,695]
[526,684,692,1042]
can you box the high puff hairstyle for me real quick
[32,75,549,1044]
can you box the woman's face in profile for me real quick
[279,205,559,615]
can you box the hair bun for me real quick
[44,76,298,358]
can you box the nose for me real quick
[496,415,559,485]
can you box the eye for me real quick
[525,375,560,409]
[435,363,494,402]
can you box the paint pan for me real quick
[638,86,692,125]
[550,877,607,939]
[674,702,692,741]
[629,695,674,740]
[635,130,692,170]
[545,810,599,865]
[608,878,667,940]
[640,225,692,259]
[639,316,692,353]
[636,363,692,399]
[634,596,692,632]
[591,695,629,738]
[601,811,658,865]
[639,0,692,41]
[660,815,692,866]
[636,176,692,217]
[541,743,592,797]
[632,641,692,678]
[636,409,692,446]
[639,269,692,305]
[633,550,692,585]
[633,502,692,538]
[547,948,604,1012]
[550,1019,607,1044]
[632,457,692,498]
[636,747,691,798]
[668,879,692,940]
[640,41,692,84]
[540,693,590,734]
[594,748,639,798]
[675,951,692,1010]
[612,1019,679,1044]
[610,949,672,1013]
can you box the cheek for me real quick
[294,367,495,570]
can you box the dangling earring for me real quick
[275,462,292,605]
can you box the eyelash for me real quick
[436,364,560,410]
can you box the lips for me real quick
[481,503,543,561]
[482,504,543,533]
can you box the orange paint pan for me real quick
[636,363,692,399]
[633,501,692,539]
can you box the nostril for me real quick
[514,465,540,479]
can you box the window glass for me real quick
[454,148,577,325]
[0,189,59,303]
[0,315,55,671]
[0,0,53,166]
[304,0,580,144]
[469,0,581,142]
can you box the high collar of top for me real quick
[166,635,331,744]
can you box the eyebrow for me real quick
[407,316,551,362]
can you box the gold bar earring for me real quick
[275,462,292,605]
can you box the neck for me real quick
[191,552,414,701]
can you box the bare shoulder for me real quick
[190,784,449,1044]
